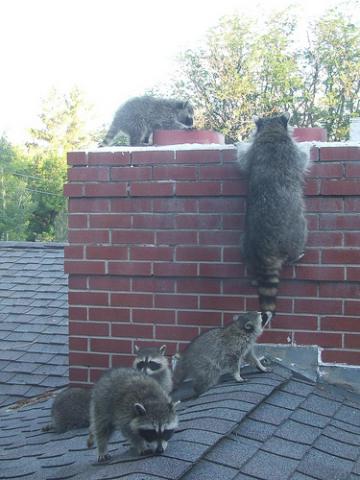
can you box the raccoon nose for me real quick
[155,445,164,454]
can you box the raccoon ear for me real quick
[244,321,255,332]
[134,403,147,416]
[159,345,167,355]
[232,314,240,321]
[134,345,139,353]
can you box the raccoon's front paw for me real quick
[234,373,247,382]
[97,453,111,463]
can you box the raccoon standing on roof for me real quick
[87,368,179,462]
[42,387,91,433]
[238,113,310,314]
[133,345,173,394]
[173,311,272,397]
[100,95,194,146]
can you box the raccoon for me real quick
[133,345,173,394]
[238,113,310,313]
[87,368,179,462]
[42,387,91,433]
[173,311,272,397]
[100,95,194,146]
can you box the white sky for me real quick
[0,0,353,143]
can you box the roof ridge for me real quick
[0,241,66,249]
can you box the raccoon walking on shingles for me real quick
[238,113,310,313]
[173,311,272,398]
[100,95,194,146]
[133,345,173,394]
[87,368,179,462]
[42,387,91,433]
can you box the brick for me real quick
[64,245,84,259]
[322,249,360,264]
[89,368,106,383]
[63,184,84,197]
[176,246,221,262]
[69,352,109,368]
[67,151,87,165]
[294,299,342,314]
[223,247,243,262]
[85,183,127,197]
[307,232,343,247]
[301,249,320,264]
[223,279,254,295]
[89,276,130,291]
[321,350,360,364]
[175,150,221,164]
[108,261,152,276]
[70,321,109,337]
[295,265,345,281]
[279,281,318,297]
[199,164,241,180]
[69,198,110,213]
[112,230,155,244]
[154,294,197,309]
[177,310,222,326]
[176,181,221,196]
[155,325,199,341]
[345,163,360,177]
[199,197,245,213]
[130,182,174,196]
[153,165,197,180]
[319,283,360,298]
[133,214,174,229]
[344,198,360,212]
[259,330,292,344]
[344,301,360,315]
[295,332,342,348]
[223,214,244,229]
[69,367,88,382]
[344,334,360,349]
[200,295,245,311]
[199,263,245,278]
[321,317,360,332]
[68,214,88,228]
[131,150,175,164]
[321,179,360,196]
[309,163,343,177]
[156,231,198,245]
[177,278,221,294]
[344,232,360,246]
[69,276,87,289]
[319,146,360,161]
[132,309,176,324]
[69,291,108,306]
[88,151,130,165]
[111,293,153,308]
[153,197,198,212]
[64,260,105,275]
[111,166,152,181]
[69,306,87,321]
[305,198,343,212]
[69,337,88,351]
[129,246,172,261]
[111,356,135,368]
[304,179,320,195]
[246,297,293,313]
[68,229,110,244]
[347,267,360,281]
[154,262,197,277]
[272,315,318,330]
[68,166,109,182]
[175,213,222,229]
[199,231,241,245]
[89,214,131,229]
[89,307,130,322]
[111,323,153,338]
[222,180,248,195]
[111,197,152,212]
[132,278,175,292]
[86,246,128,260]
[91,338,132,354]
[222,148,237,162]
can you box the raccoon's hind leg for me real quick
[192,369,220,397]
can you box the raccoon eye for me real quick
[162,429,174,441]
[136,361,145,370]
[138,429,158,442]
[148,361,161,371]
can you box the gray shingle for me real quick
[335,404,360,427]
[182,459,238,480]
[313,434,359,460]
[241,450,298,479]
[290,408,330,428]
[235,418,277,442]
[261,436,310,460]
[276,420,322,445]
[300,393,340,417]
[249,402,293,425]
[206,437,259,469]
[297,448,354,480]
[266,390,305,410]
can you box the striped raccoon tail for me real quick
[256,260,282,314]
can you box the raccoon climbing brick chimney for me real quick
[64,144,360,386]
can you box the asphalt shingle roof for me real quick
[0,242,68,407]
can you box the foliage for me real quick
[171,4,360,141]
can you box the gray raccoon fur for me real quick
[87,367,179,462]
[100,95,194,146]
[42,387,91,433]
[133,345,173,394]
[238,113,310,313]
[173,311,272,397]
